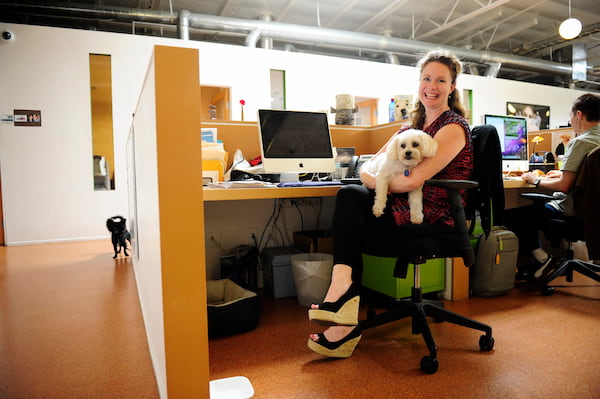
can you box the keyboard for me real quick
[277,181,343,187]
[340,177,362,185]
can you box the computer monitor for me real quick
[483,114,528,160]
[258,109,336,174]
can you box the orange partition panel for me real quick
[154,45,209,398]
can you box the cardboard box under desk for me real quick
[293,230,333,254]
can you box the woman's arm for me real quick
[361,123,466,192]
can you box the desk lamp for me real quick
[531,135,544,153]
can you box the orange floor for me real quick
[1,240,599,398]
[0,240,158,399]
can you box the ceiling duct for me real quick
[3,3,579,81]
[181,13,575,78]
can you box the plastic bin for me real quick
[291,253,333,306]
[209,376,254,399]
[361,254,445,299]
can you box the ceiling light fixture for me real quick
[559,0,582,40]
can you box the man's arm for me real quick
[522,170,577,192]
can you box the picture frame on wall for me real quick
[506,102,550,131]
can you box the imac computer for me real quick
[483,114,528,172]
[258,109,336,175]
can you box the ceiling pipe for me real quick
[381,30,400,65]
[184,13,573,77]
[258,12,274,50]
[485,62,502,78]
[2,3,575,79]
[178,9,190,40]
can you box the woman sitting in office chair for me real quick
[307,49,473,358]
[505,93,600,280]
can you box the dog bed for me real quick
[207,279,260,338]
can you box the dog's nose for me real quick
[405,151,412,158]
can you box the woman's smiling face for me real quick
[418,61,456,110]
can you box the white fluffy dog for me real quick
[365,129,438,223]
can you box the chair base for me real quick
[542,259,600,296]
[360,286,494,374]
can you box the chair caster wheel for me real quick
[479,335,494,351]
[542,285,555,296]
[420,355,439,374]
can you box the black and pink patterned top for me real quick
[389,110,473,227]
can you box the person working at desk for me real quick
[307,49,473,358]
[505,93,600,279]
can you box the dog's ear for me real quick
[386,136,401,160]
[421,134,439,157]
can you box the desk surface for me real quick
[204,179,530,201]
[502,179,531,189]
[203,185,341,201]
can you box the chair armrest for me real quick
[425,179,478,267]
[426,179,478,190]
[520,192,555,202]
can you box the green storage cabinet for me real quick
[361,254,445,299]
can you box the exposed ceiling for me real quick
[2,0,600,90]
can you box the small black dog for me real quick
[106,216,131,258]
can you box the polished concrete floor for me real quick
[1,240,599,398]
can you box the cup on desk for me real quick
[332,162,347,181]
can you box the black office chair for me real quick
[359,179,494,374]
[358,125,502,374]
[521,145,600,296]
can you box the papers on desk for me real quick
[208,181,277,188]
[201,129,228,182]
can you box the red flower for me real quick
[240,99,246,106]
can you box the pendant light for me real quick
[559,0,582,40]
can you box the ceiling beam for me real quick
[440,10,502,46]
[325,0,359,28]
[219,0,240,17]
[477,18,539,51]
[455,0,548,48]
[416,0,511,41]
[355,0,409,32]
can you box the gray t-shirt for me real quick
[551,124,600,215]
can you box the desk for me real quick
[503,179,536,208]
[502,179,530,189]
[204,180,530,200]
[203,185,341,201]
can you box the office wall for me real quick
[0,22,586,247]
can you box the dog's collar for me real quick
[404,169,410,177]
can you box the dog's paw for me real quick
[372,204,384,217]
[410,213,424,224]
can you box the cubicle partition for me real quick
[130,45,209,399]
[201,120,406,171]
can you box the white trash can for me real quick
[290,253,333,307]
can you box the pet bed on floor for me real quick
[207,279,261,338]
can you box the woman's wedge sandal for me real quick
[307,326,362,358]
[308,284,359,326]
